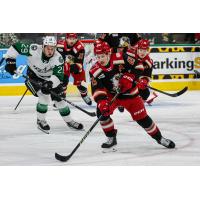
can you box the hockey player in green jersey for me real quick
[5,36,84,134]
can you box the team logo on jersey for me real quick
[33,65,51,73]
[112,73,120,92]
[59,56,64,63]
[31,45,38,51]
[65,55,74,64]
[57,48,63,52]
[127,56,135,65]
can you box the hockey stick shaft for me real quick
[55,92,119,162]
[16,72,96,117]
[194,70,200,77]
[147,85,188,97]
[14,88,28,110]
[0,58,5,66]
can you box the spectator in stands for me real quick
[0,33,18,48]
[195,33,200,44]
[184,33,195,44]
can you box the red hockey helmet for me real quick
[94,42,111,55]
[66,33,78,39]
[137,39,150,50]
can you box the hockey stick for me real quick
[16,72,96,117]
[0,58,5,66]
[14,88,29,110]
[55,92,119,162]
[194,70,200,77]
[147,85,188,97]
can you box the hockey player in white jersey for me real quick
[5,36,84,133]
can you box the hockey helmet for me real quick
[66,33,78,38]
[43,36,57,47]
[94,42,111,55]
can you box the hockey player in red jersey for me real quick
[90,41,175,151]
[97,33,139,112]
[57,33,92,105]
[128,39,158,105]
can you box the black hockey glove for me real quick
[5,58,17,75]
[41,80,53,95]
[51,84,66,102]
[70,64,80,74]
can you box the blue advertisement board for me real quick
[0,49,28,84]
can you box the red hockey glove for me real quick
[119,73,135,93]
[41,80,53,95]
[137,78,149,90]
[98,99,110,116]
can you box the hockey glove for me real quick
[119,73,135,93]
[41,80,53,95]
[5,58,16,75]
[137,78,149,90]
[51,84,66,102]
[98,99,110,117]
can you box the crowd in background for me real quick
[0,33,200,48]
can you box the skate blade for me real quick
[102,146,117,153]
[37,126,50,134]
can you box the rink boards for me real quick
[1,44,200,95]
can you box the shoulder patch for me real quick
[31,44,37,51]
[59,56,64,63]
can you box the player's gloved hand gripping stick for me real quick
[54,74,124,162]
[14,71,96,117]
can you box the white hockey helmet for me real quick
[43,36,57,47]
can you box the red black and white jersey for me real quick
[126,48,153,81]
[89,52,144,103]
[98,33,141,53]
[57,40,85,72]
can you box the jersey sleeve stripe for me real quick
[113,60,125,65]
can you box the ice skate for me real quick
[67,120,84,130]
[81,95,92,105]
[37,119,50,134]
[101,136,117,153]
[52,103,59,111]
[157,137,175,149]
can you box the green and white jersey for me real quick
[5,42,65,81]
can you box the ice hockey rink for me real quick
[0,90,199,166]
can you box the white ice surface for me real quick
[0,91,199,166]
